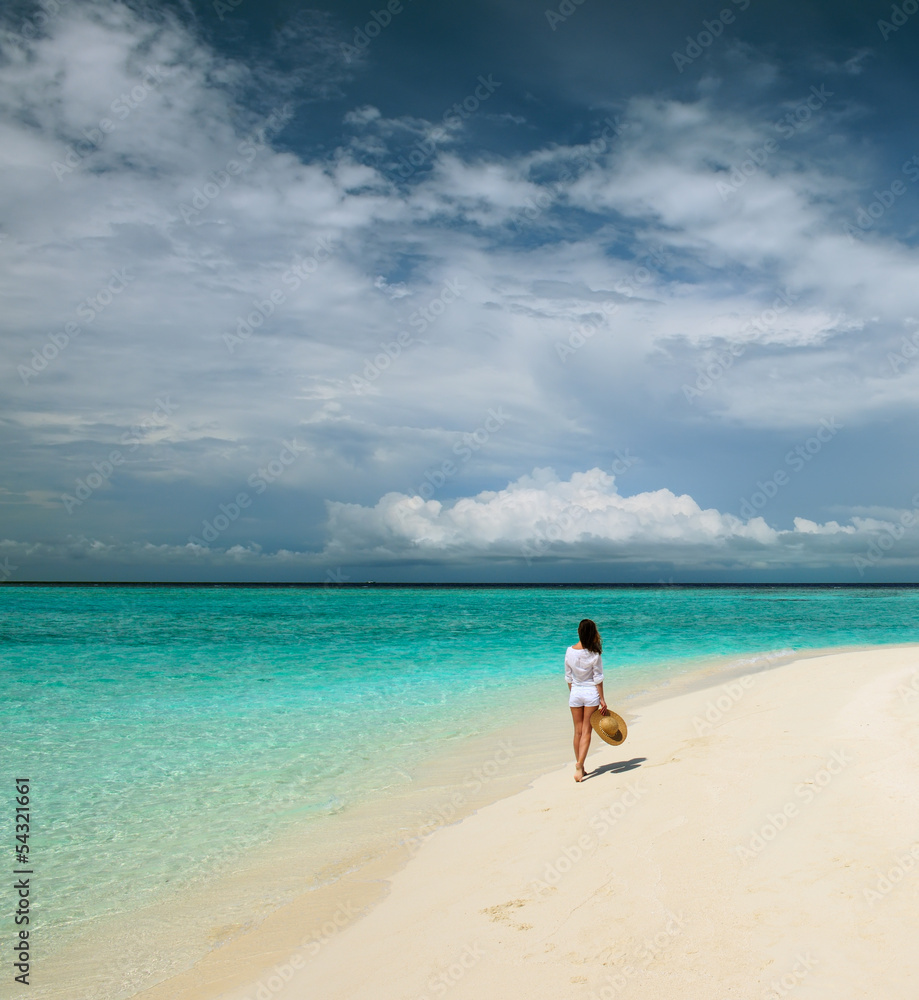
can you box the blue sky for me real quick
[2,0,919,582]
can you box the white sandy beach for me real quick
[194,644,919,1000]
[121,645,919,1000]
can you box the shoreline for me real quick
[257,640,919,1000]
[125,641,913,1000]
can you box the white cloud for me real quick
[373,274,411,298]
[793,517,856,534]
[318,467,905,570]
[344,105,382,126]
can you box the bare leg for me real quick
[576,709,594,775]
[571,706,582,762]
[570,706,590,781]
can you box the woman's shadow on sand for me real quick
[582,757,645,780]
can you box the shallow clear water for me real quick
[3,584,919,957]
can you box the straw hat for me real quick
[590,708,627,746]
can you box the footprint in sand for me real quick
[481,899,532,930]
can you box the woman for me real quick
[565,618,608,782]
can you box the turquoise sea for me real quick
[3,584,919,997]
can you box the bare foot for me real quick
[574,764,585,782]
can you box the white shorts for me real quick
[569,685,600,708]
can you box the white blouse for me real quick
[565,647,604,686]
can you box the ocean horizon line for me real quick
[4,581,919,589]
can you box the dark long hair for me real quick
[578,618,602,654]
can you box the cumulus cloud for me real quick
[325,467,772,556]
[318,468,914,572]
